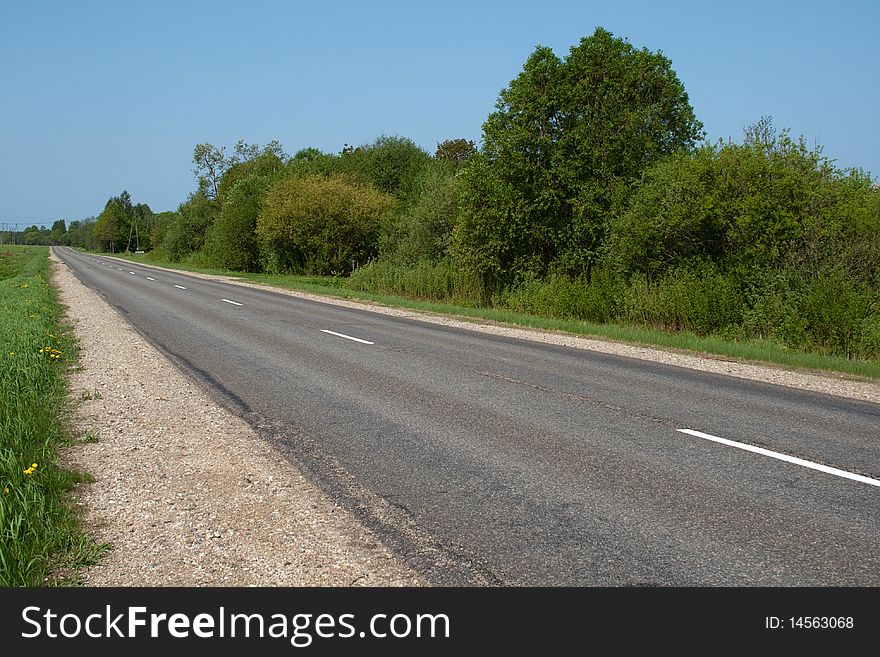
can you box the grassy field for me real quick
[102,250,880,380]
[0,245,102,586]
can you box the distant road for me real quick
[55,247,880,585]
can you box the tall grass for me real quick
[347,259,485,306]
[0,246,102,585]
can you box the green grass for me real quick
[0,246,104,586]
[102,250,880,380]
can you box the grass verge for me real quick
[102,250,880,380]
[0,246,104,586]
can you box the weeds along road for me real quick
[54,247,880,585]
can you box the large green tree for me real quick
[48,219,68,245]
[455,28,703,286]
[336,135,432,201]
[162,190,219,260]
[93,192,134,252]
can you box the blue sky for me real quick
[1,0,878,224]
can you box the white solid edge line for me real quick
[320,329,374,345]
[221,298,242,306]
[677,428,880,488]
[174,284,187,289]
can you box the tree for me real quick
[292,147,324,162]
[435,139,476,165]
[379,160,461,265]
[21,225,48,245]
[163,190,219,260]
[130,202,153,250]
[231,139,286,164]
[455,28,703,286]
[207,150,285,272]
[194,140,288,203]
[336,135,432,200]
[192,143,229,200]
[149,212,177,252]
[216,151,285,204]
[68,218,97,250]
[49,219,68,245]
[257,174,395,274]
[94,193,133,252]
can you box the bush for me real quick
[859,314,880,360]
[740,269,809,348]
[180,250,218,269]
[608,123,880,283]
[799,271,877,358]
[144,247,170,263]
[622,261,743,334]
[257,174,395,275]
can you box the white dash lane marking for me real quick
[320,329,374,345]
[129,271,136,275]
[118,267,123,270]
[174,284,187,289]
[677,428,880,488]
[146,276,155,281]
[221,298,242,306]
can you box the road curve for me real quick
[54,247,880,585]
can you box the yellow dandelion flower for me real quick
[3,486,8,495]
[31,463,38,469]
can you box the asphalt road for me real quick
[55,247,880,585]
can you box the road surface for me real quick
[54,247,880,585]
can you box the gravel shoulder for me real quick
[53,252,879,586]
[53,252,424,586]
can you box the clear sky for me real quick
[1,0,878,225]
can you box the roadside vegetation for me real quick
[18,28,879,370]
[0,246,102,585]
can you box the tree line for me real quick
[1,220,74,247]
[69,28,879,361]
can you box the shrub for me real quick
[257,174,395,275]
[798,271,877,358]
[608,122,879,283]
[622,261,743,334]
